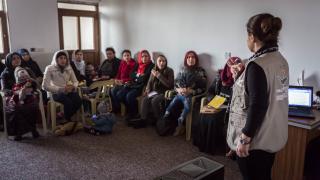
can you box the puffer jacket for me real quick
[42,50,78,94]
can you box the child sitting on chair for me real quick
[85,100,116,135]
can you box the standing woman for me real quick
[226,13,289,180]
[132,55,174,128]
[42,50,82,122]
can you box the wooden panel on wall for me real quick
[272,126,308,180]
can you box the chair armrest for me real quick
[191,92,206,105]
[200,97,208,108]
[165,90,176,100]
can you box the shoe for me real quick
[14,135,22,141]
[124,115,133,123]
[54,128,66,136]
[173,125,185,136]
[125,114,140,125]
[32,130,40,139]
[163,111,170,118]
[132,119,147,129]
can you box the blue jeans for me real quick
[111,86,140,116]
[53,92,82,121]
[110,85,124,112]
[166,94,191,123]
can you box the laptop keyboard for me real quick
[289,108,314,118]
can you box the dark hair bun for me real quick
[247,13,282,45]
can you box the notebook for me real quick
[288,85,315,119]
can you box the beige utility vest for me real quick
[227,51,289,153]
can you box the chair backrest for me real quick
[89,79,114,100]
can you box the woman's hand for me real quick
[143,89,149,97]
[65,85,74,93]
[151,69,160,78]
[236,133,251,157]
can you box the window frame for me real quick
[58,3,100,65]
[0,2,9,59]
[58,9,99,51]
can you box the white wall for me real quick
[6,0,60,70]
[100,0,320,90]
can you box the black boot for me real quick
[32,130,40,139]
[132,119,147,129]
[14,135,22,141]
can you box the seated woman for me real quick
[121,50,154,121]
[193,56,244,154]
[1,52,20,132]
[110,50,136,113]
[72,49,86,76]
[68,50,86,82]
[163,51,207,136]
[2,54,40,141]
[131,55,174,128]
[1,52,22,92]
[18,48,48,104]
[98,47,120,79]
[42,50,82,123]
[207,56,244,101]
[18,49,43,83]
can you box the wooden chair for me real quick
[165,90,206,141]
[1,90,47,138]
[47,89,85,131]
[85,79,114,115]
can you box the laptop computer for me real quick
[288,85,315,119]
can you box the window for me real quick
[58,2,100,65]
[58,3,96,11]
[0,0,9,59]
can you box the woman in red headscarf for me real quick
[162,51,207,136]
[117,50,154,122]
[193,56,244,154]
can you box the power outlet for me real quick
[30,48,44,52]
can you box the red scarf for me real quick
[137,50,151,75]
[220,57,242,87]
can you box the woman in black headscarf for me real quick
[1,52,22,92]
[18,49,43,80]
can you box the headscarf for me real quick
[184,50,199,68]
[5,52,22,70]
[18,48,31,58]
[51,50,70,73]
[137,50,152,75]
[72,50,85,76]
[220,56,243,86]
[14,66,30,83]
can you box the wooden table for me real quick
[272,110,320,180]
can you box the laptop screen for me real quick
[288,86,313,107]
